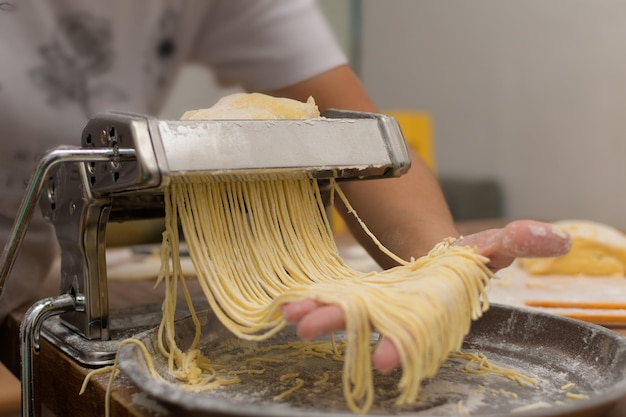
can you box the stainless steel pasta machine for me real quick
[0,109,410,416]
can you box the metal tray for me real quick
[118,304,626,417]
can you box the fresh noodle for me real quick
[85,94,497,415]
[155,171,494,413]
[449,351,538,387]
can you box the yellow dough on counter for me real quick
[519,220,626,276]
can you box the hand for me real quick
[452,219,572,271]
[281,219,571,373]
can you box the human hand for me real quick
[452,219,572,271]
[281,219,571,373]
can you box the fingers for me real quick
[460,220,571,257]
[457,220,571,271]
[499,220,571,258]
[281,299,322,322]
[284,301,346,341]
[372,338,400,374]
[283,300,401,372]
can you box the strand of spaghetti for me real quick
[449,352,538,386]
[273,378,305,401]
[161,173,494,412]
[178,179,288,337]
[79,365,114,395]
[96,338,167,417]
[330,179,408,266]
[314,372,330,386]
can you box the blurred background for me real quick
[161,0,626,230]
[4,2,626,415]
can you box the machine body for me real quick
[0,109,410,362]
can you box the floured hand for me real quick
[281,219,571,373]
[454,219,571,271]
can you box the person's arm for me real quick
[266,64,571,373]
[266,64,458,267]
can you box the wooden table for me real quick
[0,280,193,417]
[1,222,626,417]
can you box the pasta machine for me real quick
[0,109,410,416]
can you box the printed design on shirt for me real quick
[3,149,30,191]
[144,7,180,91]
[0,2,16,12]
[29,12,125,117]
[0,2,17,93]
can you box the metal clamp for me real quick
[20,294,85,417]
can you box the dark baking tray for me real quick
[118,304,626,417]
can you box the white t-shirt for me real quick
[0,0,347,319]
